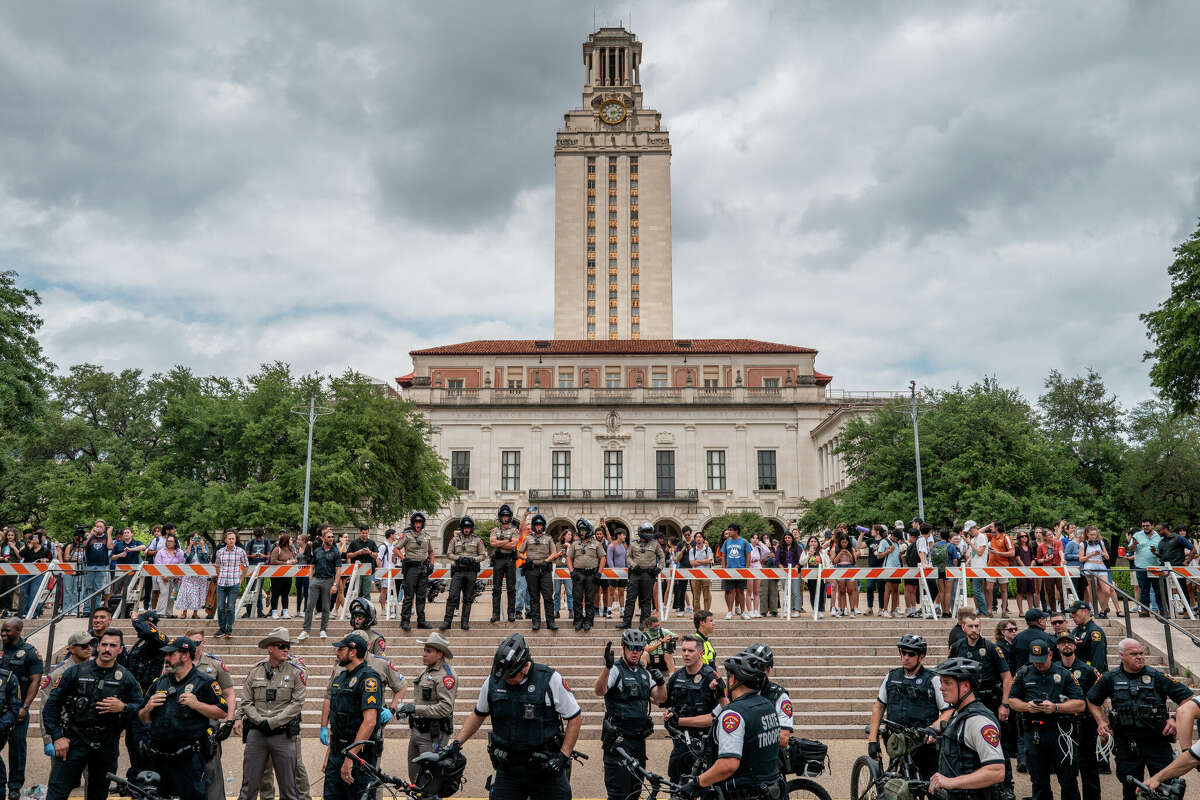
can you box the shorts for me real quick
[722,579,746,590]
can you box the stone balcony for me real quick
[407,384,836,407]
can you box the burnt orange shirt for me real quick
[987,533,1013,567]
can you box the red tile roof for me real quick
[396,371,414,387]
[409,338,818,357]
[814,371,833,386]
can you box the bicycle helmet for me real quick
[637,522,655,540]
[348,597,377,630]
[459,516,475,531]
[745,642,775,669]
[723,652,768,690]
[621,629,648,650]
[412,749,467,798]
[410,511,426,527]
[531,513,547,530]
[492,633,531,681]
[930,657,982,686]
[897,634,927,655]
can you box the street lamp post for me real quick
[910,380,926,521]
[290,393,333,535]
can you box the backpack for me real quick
[931,541,950,569]
[904,542,921,567]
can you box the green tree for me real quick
[1142,218,1200,415]
[794,497,838,533]
[701,511,775,548]
[1119,401,1200,525]
[0,271,52,430]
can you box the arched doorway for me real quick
[765,517,787,543]
[602,517,629,541]
[547,517,573,544]
[654,517,682,541]
[441,519,461,552]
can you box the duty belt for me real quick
[574,568,597,575]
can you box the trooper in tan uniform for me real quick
[519,514,559,631]
[395,512,435,631]
[567,519,607,631]
[187,628,235,800]
[407,632,457,781]
[248,647,314,800]
[347,597,387,656]
[38,632,93,751]
[441,517,488,631]
[620,523,665,630]
[489,504,522,623]
[234,628,306,800]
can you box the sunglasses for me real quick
[1004,627,1017,632]
[275,643,291,650]
[899,650,921,657]
[625,645,644,652]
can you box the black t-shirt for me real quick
[347,537,377,566]
[1156,534,1191,566]
[865,537,883,568]
[20,545,47,563]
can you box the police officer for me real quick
[42,630,142,800]
[520,514,559,631]
[677,653,779,800]
[620,523,664,631]
[1086,637,1195,800]
[1010,609,1058,674]
[0,665,18,793]
[397,512,434,631]
[1067,601,1108,673]
[442,516,488,631]
[349,597,387,656]
[745,643,795,756]
[662,634,725,783]
[948,612,1014,794]
[490,505,522,624]
[234,628,305,800]
[39,633,94,755]
[1,618,44,800]
[322,633,383,800]
[124,610,170,779]
[567,519,605,631]
[598,629,667,800]
[1007,642,1084,800]
[450,633,582,800]
[137,637,230,800]
[1055,631,1102,799]
[186,629,236,800]
[408,632,457,780]
[927,658,1006,800]
[867,634,950,781]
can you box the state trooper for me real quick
[948,612,1014,795]
[39,632,94,755]
[1007,642,1084,800]
[441,516,487,631]
[234,628,306,800]
[348,597,387,656]
[620,523,664,631]
[187,629,235,800]
[1053,632,1102,798]
[867,634,950,782]
[1087,637,1195,800]
[322,633,383,800]
[520,514,559,631]
[677,653,779,800]
[42,630,142,800]
[450,633,583,800]
[927,658,1007,800]
[137,637,230,800]
[1067,601,1108,673]
[396,512,435,631]
[567,519,605,631]
[407,632,457,780]
[745,642,795,781]
[662,634,725,783]
[598,629,667,800]
[489,504,522,624]
[1,618,44,800]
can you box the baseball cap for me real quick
[1028,643,1051,665]
[1024,608,1049,623]
[160,637,198,658]
[963,520,978,532]
[67,631,94,647]
[1066,600,1091,614]
[1056,631,1075,644]
[332,633,368,651]
[894,520,904,530]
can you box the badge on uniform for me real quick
[1052,674,1061,683]
[365,678,379,692]
[1142,675,1151,684]
[1091,630,1102,642]
[978,648,985,656]
[349,677,358,688]
[561,678,573,693]
[722,712,742,732]
[115,670,123,680]
[693,674,702,684]
[185,684,195,694]
[782,700,793,717]
[1072,670,1080,680]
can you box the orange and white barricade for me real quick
[952,565,1081,616]
[801,566,938,621]
[237,564,313,616]
[1147,566,1200,619]
[0,563,61,620]
[120,564,217,616]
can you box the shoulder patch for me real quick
[211,681,222,696]
[443,675,456,689]
[781,699,793,716]
[364,677,379,691]
[722,711,742,733]
[980,723,1000,747]
[561,677,573,693]
[1090,630,1102,642]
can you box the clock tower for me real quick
[553,27,672,340]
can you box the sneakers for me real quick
[282,610,291,618]
[740,612,751,620]
[271,610,279,619]
[725,611,734,619]
[849,610,856,618]
[297,631,310,641]
[319,629,327,638]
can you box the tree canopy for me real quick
[0,271,52,430]
[1142,218,1200,416]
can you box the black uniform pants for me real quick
[573,571,599,626]
[492,557,517,620]
[1022,725,1079,800]
[491,766,571,800]
[323,751,373,800]
[149,750,208,800]
[1076,719,1100,799]
[525,567,553,623]
[604,737,646,800]
[622,571,655,626]
[401,562,429,624]
[667,734,706,783]
[443,570,478,625]
[1114,734,1174,800]
[46,735,119,800]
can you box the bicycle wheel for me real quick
[786,777,833,800]
[849,755,883,800]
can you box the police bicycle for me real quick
[340,739,466,800]
[850,719,946,800]
[1126,776,1187,800]
[107,771,176,800]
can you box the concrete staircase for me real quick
[30,612,1153,741]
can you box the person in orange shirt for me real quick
[984,522,1014,616]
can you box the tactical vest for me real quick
[65,661,127,739]
[884,667,939,727]
[605,661,652,736]
[667,665,721,718]
[761,679,787,706]
[147,668,211,749]
[328,663,378,745]
[487,663,563,754]
[1110,669,1170,733]
[717,692,781,788]
[937,701,1000,800]
[950,639,1002,687]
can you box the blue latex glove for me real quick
[319,726,330,746]
[379,708,394,725]
[45,742,56,757]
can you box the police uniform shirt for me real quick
[521,532,554,564]
[42,660,143,741]
[946,710,1006,766]
[39,659,80,745]
[330,654,404,697]
[1,638,44,696]
[1009,627,1058,672]
[357,629,387,657]
[413,661,457,720]
[195,652,233,695]
[713,693,781,782]
[1086,665,1195,727]
[567,540,603,569]
[398,530,433,563]
[492,525,520,554]
[472,669,580,720]
[762,680,794,732]
[1072,620,1108,672]
[876,670,949,709]
[948,638,1011,685]
[665,665,722,719]
[1009,663,1084,718]
[238,658,306,729]
[1061,660,1101,702]
[328,662,383,740]
[146,666,228,748]
[449,534,487,562]
[628,539,664,569]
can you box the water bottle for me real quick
[226,769,235,797]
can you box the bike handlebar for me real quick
[107,773,171,800]
[1125,775,1186,800]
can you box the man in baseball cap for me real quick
[160,636,198,659]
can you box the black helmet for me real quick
[897,634,927,655]
[492,633,530,681]
[531,513,547,529]
[412,749,467,798]
[410,511,426,527]
[497,504,513,521]
[745,642,774,668]
[931,657,982,685]
[576,518,593,536]
[133,772,164,793]
[723,652,768,690]
[348,597,377,629]
[459,516,475,531]
[621,629,648,649]
[638,522,655,540]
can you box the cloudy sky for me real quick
[4,1,1198,405]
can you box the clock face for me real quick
[599,100,626,125]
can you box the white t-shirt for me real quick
[473,670,581,720]
[377,541,395,572]
[916,535,931,562]
[969,534,989,568]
